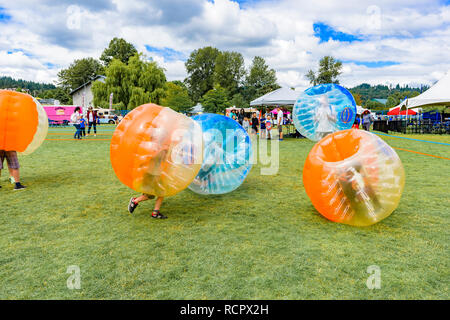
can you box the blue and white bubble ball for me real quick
[189,113,252,195]
[293,84,357,141]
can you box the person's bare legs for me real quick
[154,197,164,211]
[8,168,20,183]
[134,194,149,204]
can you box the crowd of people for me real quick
[228,107,294,140]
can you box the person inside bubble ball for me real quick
[337,162,381,222]
[195,140,225,192]
[0,150,26,190]
[127,127,172,219]
[314,95,337,140]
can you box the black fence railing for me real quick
[373,120,450,134]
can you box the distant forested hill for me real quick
[0,76,56,92]
[349,83,429,103]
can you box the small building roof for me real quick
[69,75,106,96]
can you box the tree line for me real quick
[0,76,55,93]
[0,37,431,111]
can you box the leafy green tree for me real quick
[171,80,188,90]
[307,56,342,85]
[386,90,420,108]
[185,46,220,103]
[161,82,194,113]
[57,57,104,91]
[230,93,249,109]
[92,54,166,110]
[365,100,385,110]
[243,56,280,103]
[41,87,72,104]
[214,51,246,99]
[201,85,230,114]
[351,92,363,106]
[100,37,138,66]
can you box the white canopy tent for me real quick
[395,71,450,110]
[191,103,204,114]
[250,87,302,106]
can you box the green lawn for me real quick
[0,126,448,299]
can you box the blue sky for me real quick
[313,22,363,43]
[145,45,186,62]
[0,6,11,22]
[0,0,449,88]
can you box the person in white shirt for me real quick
[277,107,284,141]
[71,107,82,140]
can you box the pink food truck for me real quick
[43,106,82,125]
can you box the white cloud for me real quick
[0,0,449,88]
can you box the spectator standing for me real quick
[362,111,373,131]
[86,107,98,137]
[260,114,266,139]
[251,113,259,136]
[266,115,273,140]
[277,107,284,141]
[79,117,87,137]
[71,107,82,140]
[242,117,250,133]
[237,109,245,125]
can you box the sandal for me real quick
[151,210,168,219]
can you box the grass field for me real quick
[0,125,449,299]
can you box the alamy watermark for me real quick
[366,5,382,31]
[66,5,82,30]
[66,265,81,290]
[366,265,381,290]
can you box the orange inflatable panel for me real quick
[110,104,203,197]
[303,129,405,226]
[0,90,48,154]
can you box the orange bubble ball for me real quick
[0,90,48,154]
[303,129,405,226]
[110,104,203,197]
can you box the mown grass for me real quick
[0,125,448,299]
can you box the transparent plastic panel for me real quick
[21,98,48,155]
[293,84,357,141]
[0,90,47,154]
[110,104,203,197]
[189,113,252,195]
[303,129,405,226]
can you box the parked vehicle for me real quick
[94,108,119,124]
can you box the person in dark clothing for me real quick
[79,117,87,137]
[251,113,259,136]
[86,107,98,137]
[237,109,245,125]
